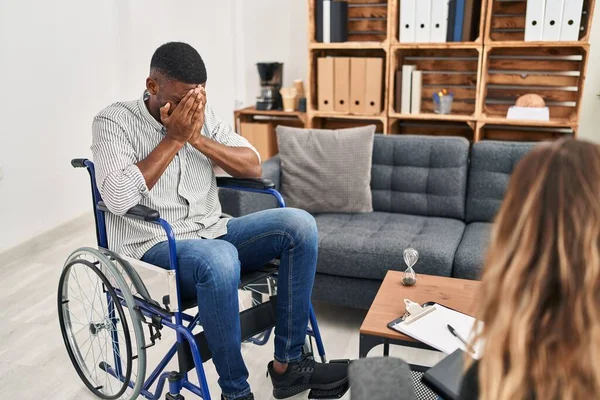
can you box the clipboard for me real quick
[387,299,482,358]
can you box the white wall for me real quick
[233,0,308,107]
[577,1,600,143]
[0,0,238,253]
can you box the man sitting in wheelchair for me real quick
[90,42,348,400]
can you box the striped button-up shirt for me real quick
[91,91,259,259]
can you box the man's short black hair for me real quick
[150,42,207,84]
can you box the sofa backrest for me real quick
[466,141,537,223]
[371,135,470,219]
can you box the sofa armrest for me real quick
[349,357,417,400]
[218,156,282,217]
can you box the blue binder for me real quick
[453,0,465,42]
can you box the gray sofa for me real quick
[219,135,536,309]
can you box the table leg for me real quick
[383,340,389,356]
[359,334,385,358]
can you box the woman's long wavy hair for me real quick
[472,138,600,399]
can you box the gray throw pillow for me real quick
[276,125,375,213]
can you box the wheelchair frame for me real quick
[64,158,327,400]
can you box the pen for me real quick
[447,324,475,355]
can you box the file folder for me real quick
[365,58,384,114]
[560,0,584,41]
[350,58,367,114]
[411,70,423,114]
[525,0,546,41]
[415,0,432,42]
[430,0,449,43]
[401,65,416,114]
[323,0,331,43]
[318,57,335,111]
[334,57,351,112]
[399,0,417,43]
[542,0,565,41]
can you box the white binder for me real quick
[430,0,449,43]
[542,0,565,41]
[560,0,584,41]
[411,71,423,114]
[323,0,331,43]
[415,0,432,43]
[525,0,546,41]
[401,65,416,114]
[399,0,417,43]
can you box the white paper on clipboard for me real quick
[391,301,484,359]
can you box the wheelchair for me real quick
[58,158,348,400]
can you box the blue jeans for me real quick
[141,208,318,399]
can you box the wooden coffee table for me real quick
[359,271,480,358]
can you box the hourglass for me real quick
[402,248,419,286]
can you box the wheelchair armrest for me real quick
[71,158,89,168]
[216,177,275,190]
[97,201,161,222]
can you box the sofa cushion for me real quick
[371,135,469,220]
[276,125,375,213]
[466,141,537,223]
[315,212,465,280]
[453,222,492,280]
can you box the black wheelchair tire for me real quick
[58,258,133,400]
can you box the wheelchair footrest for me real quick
[308,382,350,399]
[308,359,351,399]
[178,296,278,373]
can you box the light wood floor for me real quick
[0,213,443,400]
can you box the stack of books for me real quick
[399,0,482,43]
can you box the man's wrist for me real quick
[163,135,187,149]
[189,132,207,149]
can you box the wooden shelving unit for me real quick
[306,0,596,142]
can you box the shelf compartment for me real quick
[389,0,486,45]
[389,47,482,117]
[479,46,589,124]
[484,0,596,43]
[310,115,387,134]
[308,48,389,117]
[309,0,389,45]
[476,121,576,142]
[389,119,476,141]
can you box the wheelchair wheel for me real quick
[58,247,146,400]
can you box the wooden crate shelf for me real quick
[310,42,387,50]
[479,45,589,124]
[309,0,389,45]
[388,0,487,45]
[389,47,483,117]
[389,118,477,141]
[302,0,595,142]
[389,112,476,122]
[484,0,596,44]
[310,115,388,133]
[308,47,389,115]
[476,121,576,141]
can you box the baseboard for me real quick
[0,212,95,266]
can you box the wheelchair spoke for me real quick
[73,267,105,322]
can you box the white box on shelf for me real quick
[506,106,550,121]
[525,0,546,41]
